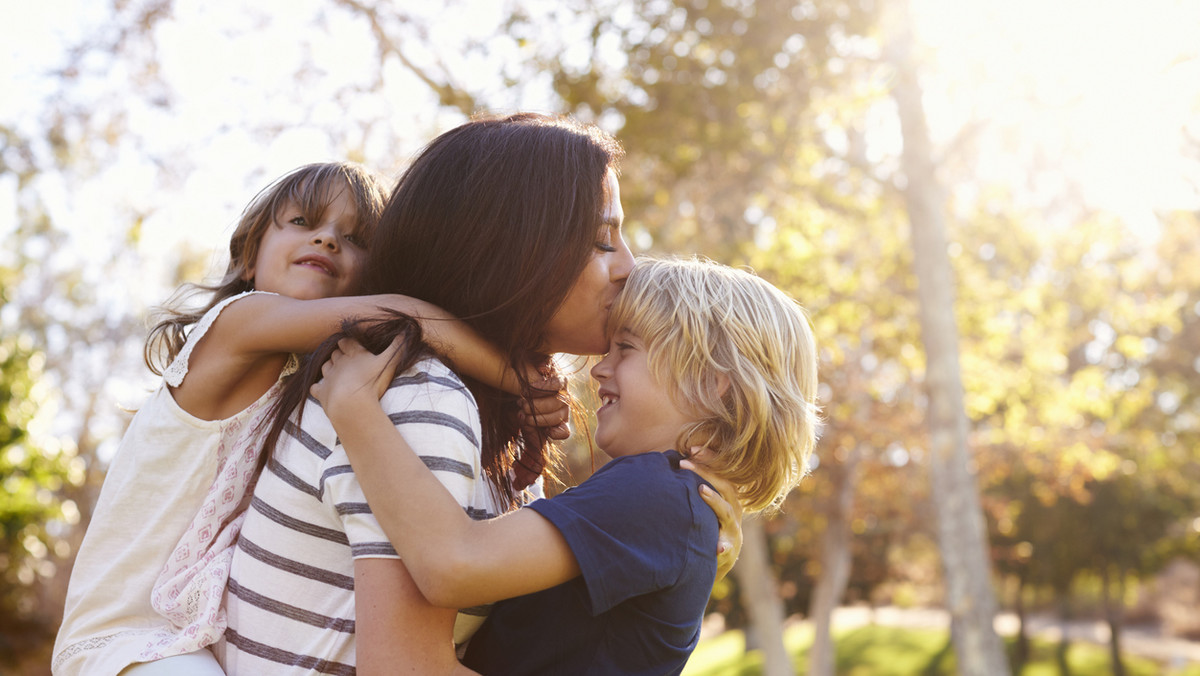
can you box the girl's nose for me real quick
[311,226,339,250]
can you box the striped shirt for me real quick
[217,357,505,675]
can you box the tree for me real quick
[885,3,1010,673]
[0,261,74,669]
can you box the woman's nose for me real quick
[612,236,634,282]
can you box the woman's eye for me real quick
[595,241,617,253]
[615,341,634,351]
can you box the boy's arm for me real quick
[313,337,580,609]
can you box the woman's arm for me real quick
[354,558,479,675]
[313,337,580,610]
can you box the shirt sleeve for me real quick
[323,359,485,559]
[526,453,709,615]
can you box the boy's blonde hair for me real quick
[607,256,820,513]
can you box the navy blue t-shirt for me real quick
[462,450,719,676]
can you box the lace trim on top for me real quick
[162,290,298,388]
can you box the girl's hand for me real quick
[680,447,744,582]
[311,336,408,424]
[512,370,570,491]
[519,371,571,442]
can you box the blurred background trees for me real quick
[3,0,1199,673]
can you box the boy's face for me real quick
[589,328,694,459]
[246,187,366,300]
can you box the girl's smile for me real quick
[248,187,366,300]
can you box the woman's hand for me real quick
[680,447,744,583]
[311,336,408,425]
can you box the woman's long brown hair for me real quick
[265,113,623,506]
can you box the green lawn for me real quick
[682,623,1200,676]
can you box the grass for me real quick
[682,623,1200,676]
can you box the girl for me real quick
[52,162,560,676]
[216,115,742,675]
[314,255,820,675]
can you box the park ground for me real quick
[684,605,1200,675]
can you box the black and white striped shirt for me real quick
[218,357,505,675]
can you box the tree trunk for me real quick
[1055,590,1073,676]
[886,3,1010,675]
[733,516,791,676]
[1012,575,1030,674]
[807,445,862,676]
[1102,567,1127,676]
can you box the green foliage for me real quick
[682,624,1200,676]
[0,316,72,662]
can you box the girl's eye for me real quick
[289,216,308,227]
[345,233,366,248]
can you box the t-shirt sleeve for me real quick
[323,360,486,559]
[526,454,708,615]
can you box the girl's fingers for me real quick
[518,404,570,428]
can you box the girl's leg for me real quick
[119,650,225,676]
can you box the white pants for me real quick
[119,650,225,676]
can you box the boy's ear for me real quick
[714,373,732,399]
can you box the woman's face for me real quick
[540,170,635,356]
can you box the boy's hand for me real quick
[680,447,744,582]
[312,336,408,424]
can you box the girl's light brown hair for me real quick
[607,256,820,513]
[143,162,389,375]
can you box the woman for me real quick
[218,113,739,675]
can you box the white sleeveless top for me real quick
[52,291,296,676]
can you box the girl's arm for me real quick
[355,558,479,675]
[208,292,516,389]
[313,337,580,609]
[174,292,568,428]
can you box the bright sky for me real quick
[3,0,1198,297]
[913,0,1200,235]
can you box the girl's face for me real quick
[246,187,367,300]
[540,170,635,355]
[590,328,694,458]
